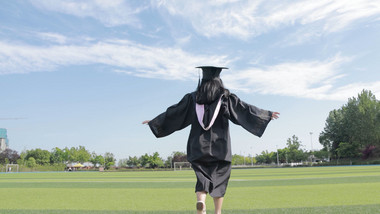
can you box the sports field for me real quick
[0,165,379,214]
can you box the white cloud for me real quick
[30,0,145,27]
[1,38,379,101]
[155,0,380,39]
[0,39,228,80]
[174,35,192,46]
[223,55,380,101]
[36,32,67,44]
[327,82,380,101]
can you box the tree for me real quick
[164,151,187,168]
[164,157,172,168]
[362,145,377,159]
[256,150,276,164]
[25,149,51,165]
[285,135,308,163]
[126,156,140,167]
[261,136,308,165]
[62,147,70,162]
[90,152,104,167]
[68,147,79,162]
[231,154,243,165]
[19,150,27,165]
[319,109,347,159]
[232,154,256,165]
[149,152,164,168]
[139,153,150,168]
[337,142,361,165]
[117,159,127,167]
[138,152,164,168]
[26,157,37,168]
[50,147,64,164]
[0,148,20,164]
[277,148,290,163]
[319,90,380,159]
[76,146,91,163]
[104,152,115,170]
[232,154,244,165]
[312,148,329,161]
[171,151,187,162]
[247,155,256,165]
[286,135,301,150]
[345,90,379,147]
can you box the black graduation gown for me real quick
[148,92,272,197]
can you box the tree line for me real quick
[117,136,316,168]
[254,135,314,164]
[0,129,367,170]
[0,146,116,170]
[118,151,188,168]
[0,138,320,170]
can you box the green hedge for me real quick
[17,164,66,172]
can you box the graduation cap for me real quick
[196,66,228,80]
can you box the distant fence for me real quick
[232,158,380,168]
[1,164,66,172]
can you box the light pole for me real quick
[310,132,314,165]
[103,154,106,170]
[250,147,253,166]
[309,132,313,151]
[276,145,279,166]
[243,152,245,166]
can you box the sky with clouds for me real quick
[1,0,380,161]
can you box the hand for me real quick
[271,112,280,120]
[142,120,151,125]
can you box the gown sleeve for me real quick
[148,93,193,138]
[226,94,272,137]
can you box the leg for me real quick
[213,197,224,214]
[196,191,207,214]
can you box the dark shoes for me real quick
[196,201,206,213]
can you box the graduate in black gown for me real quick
[142,66,279,214]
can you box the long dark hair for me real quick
[196,77,230,104]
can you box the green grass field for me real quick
[1,165,380,213]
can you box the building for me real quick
[0,128,9,152]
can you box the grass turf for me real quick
[0,165,379,213]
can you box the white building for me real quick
[0,138,7,152]
[0,128,9,152]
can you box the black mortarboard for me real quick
[196,66,228,80]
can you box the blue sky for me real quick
[1,0,380,161]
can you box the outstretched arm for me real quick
[227,94,278,137]
[142,93,194,138]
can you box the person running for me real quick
[143,66,279,214]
